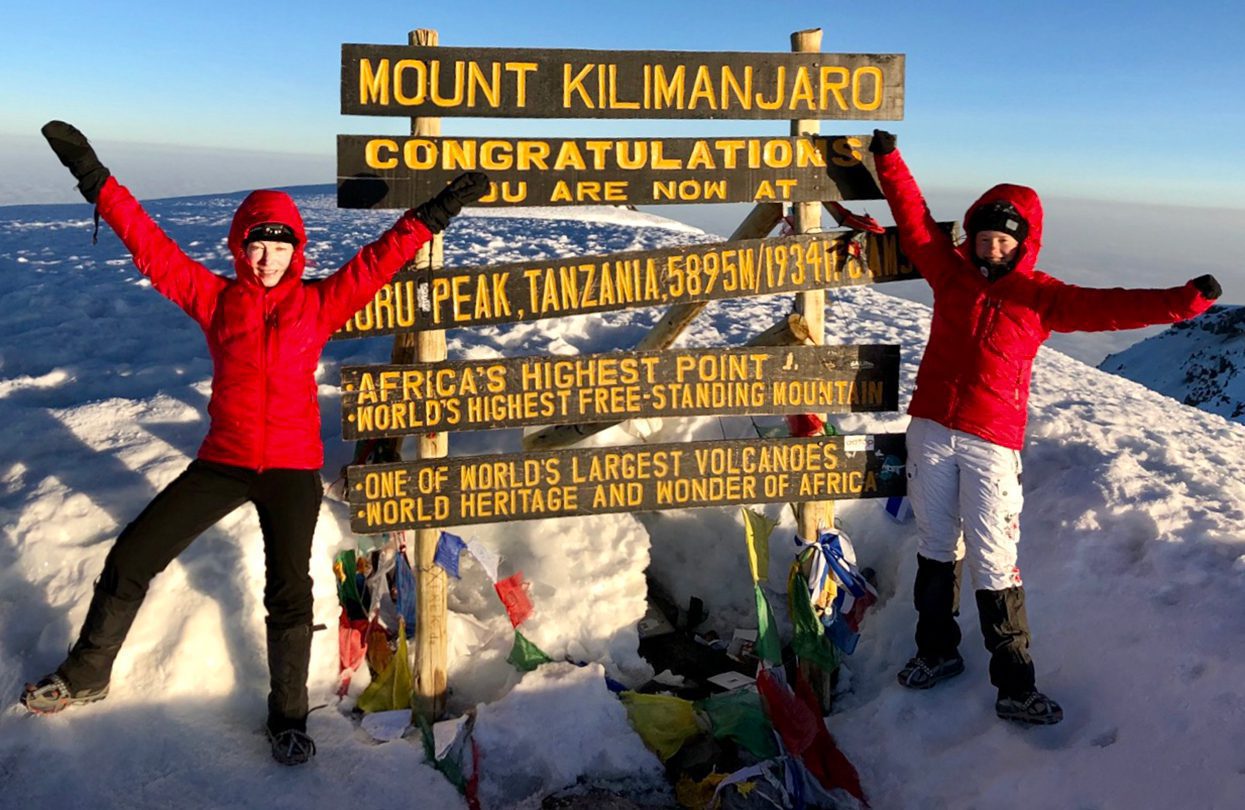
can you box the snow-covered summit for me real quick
[1,189,1243,808]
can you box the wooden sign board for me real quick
[341,45,904,120]
[347,433,907,532]
[333,227,935,340]
[341,344,900,439]
[337,135,882,209]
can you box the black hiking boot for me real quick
[996,690,1063,725]
[20,673,109,715]
[267,725,317,765]
[897,654,965,689]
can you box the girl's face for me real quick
[245,240,294,287]
[974,230,1020,265]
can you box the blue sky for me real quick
[4,0,1244,208]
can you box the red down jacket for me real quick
[97,177,432,470]
[876,149,1215,450]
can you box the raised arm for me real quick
[42,121,226,328]
[1039,275,1220,333]
[870,130,957,287]
[316,172,490,334]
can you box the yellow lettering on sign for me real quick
[467,62,501,108]
[563,63,595,109]
[653,64,685,110]
[364,139,399,170]
[359,58,390,105]
[819,67,849,111]
[754,66,785,110]
[393,59,427,106]
[853,66,884,111]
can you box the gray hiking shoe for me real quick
[896,654,965,689]
[20,674,109,715]
[996,690,1063,725]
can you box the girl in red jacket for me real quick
[870,129,1220,725]
[21,122,488,764]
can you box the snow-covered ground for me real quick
[1,188,1243,808]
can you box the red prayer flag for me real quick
[494,572,534,627]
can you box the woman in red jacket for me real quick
[870,129,1221,725]
[21,122,488,764]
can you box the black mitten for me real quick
[411,172,491,234]
[42,121,110,204]
[1191,274,1222,300]
[869,129,897,156]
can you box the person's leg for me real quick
[956,433,1031,691]
[957,434,1059,722]
[56,460,251,692]
[251,468,322,740]
[898,418,966,688]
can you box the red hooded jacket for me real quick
[96,177,432,470]
[876,150,1214,449]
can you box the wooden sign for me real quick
[333,227,934,340]
[337,135,882,208]
[347,433,907,532]
[341,45,904,120]
[341,345,900,439]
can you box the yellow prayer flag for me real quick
[742,508,777,583]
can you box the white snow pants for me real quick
[906,417,1025,591]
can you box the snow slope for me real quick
[1,188,1243,809]
[1100,304,1245,425]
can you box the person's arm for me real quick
[1039,275,1220,333]
[43,121,226,327]
[316,172,489,334]
[870,130,957,289]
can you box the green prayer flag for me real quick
[696,687,779,760]
[753,584,783,665]
[507,629,553,672]
[334,549,362,608]
[742,508,776,583]
[789,572,839,672]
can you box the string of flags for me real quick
[331,504,882,807]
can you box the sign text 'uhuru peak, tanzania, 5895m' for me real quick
[342,45,904,119]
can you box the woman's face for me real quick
[245,240,294,287]
[974,230,1020,265]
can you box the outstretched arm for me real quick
[43,121,226,327]
[316,172,490,333]
[1040,275,1220,333]
[871,130,957,289]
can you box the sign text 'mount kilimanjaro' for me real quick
[337,135,882,208]
[333,228,931,340]
[341,345,901,439]
[347,434,907,532]
[342,45,904,120]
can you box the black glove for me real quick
[42,120,111,204]
[1191,274,1222,300]
[412,172,490,234]
[869,129,897,156]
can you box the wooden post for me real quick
[791,28,830,545]
[791,27,836,713]
[521,202,782,451]
[393,28,450,723]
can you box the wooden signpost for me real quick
[336,28,908,720]
[338,134,886,208]
[341,345,900,438]
[341,45,904,120]
[331,228,934,339]
[347,434,908,532]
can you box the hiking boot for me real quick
[267,727,317,766]
[20,673,109,715]
[996,690,1063,725]
[896,654,965,689]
